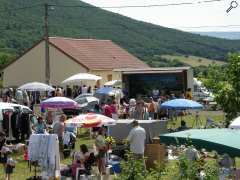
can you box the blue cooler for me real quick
[109,161,121,174]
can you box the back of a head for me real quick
[132,120,139,127]
[181,120,186,127]
[98,127,105,135]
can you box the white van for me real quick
[193,78,214,102]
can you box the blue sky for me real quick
[82,0,240,32]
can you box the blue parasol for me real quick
[161,98,203,110]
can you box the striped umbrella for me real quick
[65,113,116,128]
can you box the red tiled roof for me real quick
[49,37,149,70]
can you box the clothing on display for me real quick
[2,110,32,142]
[28,134,60,179]
[63,131,76,146]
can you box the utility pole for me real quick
[44,3,50,85]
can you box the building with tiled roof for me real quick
[2,37,149,87]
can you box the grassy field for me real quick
[168,110,225,129]
[161,55,226,67]
[0,111,229,180]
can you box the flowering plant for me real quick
[105,136,116,145]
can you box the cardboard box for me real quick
[144,144,166,170]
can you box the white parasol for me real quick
[18,82,55,91]
[61,73,102,85]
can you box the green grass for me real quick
[167,110,225,129]
[161,55,226,67]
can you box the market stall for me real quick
[160,128,240,157]
[108,119,168,143]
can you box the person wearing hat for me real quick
[127,120,146,159]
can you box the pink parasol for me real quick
[41,97,78,109]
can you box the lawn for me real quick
[161,55,226,67]
[167,110,225,129]
[0,111,228,179]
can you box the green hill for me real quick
[0,0,240,68]
[161,55,226,67]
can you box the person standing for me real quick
[82,85,88,94]
[5,151,15,180]
[103,101,113,118]
[95,128,107,175]
[32,116,47,134]
[186,88,193,100]
[110,101,118,119]
[0,131,6,165]
[53,114,66,159]
[127,120,146,159]
[134,100,145,120]
[148,97,155,120]
[65,85,72,98]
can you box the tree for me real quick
[203,53,240,125]
[0,52,15,69]
[201,64,226,94]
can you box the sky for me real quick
[81,0,240,32]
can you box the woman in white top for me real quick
[72,144,90,177]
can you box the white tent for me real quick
[104,80,122,87]
[229,116,240,129]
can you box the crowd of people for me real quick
[98,89,193,121]
[0,85,194,179]
[0,84,95,107]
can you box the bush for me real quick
[115,151,220,180]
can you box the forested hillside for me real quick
[0,0,240,68]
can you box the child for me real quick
[5,151,15,180]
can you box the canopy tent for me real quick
[161,99,203,110]
[61,73,102,85]
[229,116,240,129]
[160,128,240,157]
[18,82,55,91]
[104,80,122,87]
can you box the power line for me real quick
[49,0,224,9]
[0,0,224,15]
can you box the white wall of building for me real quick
[3,41,88,87]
